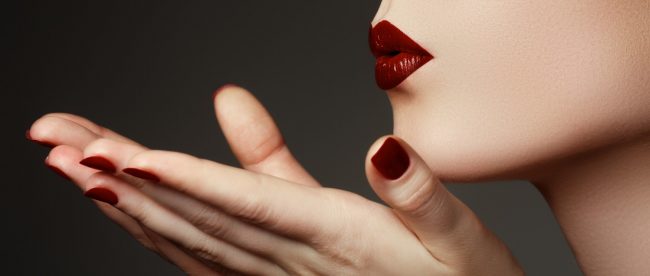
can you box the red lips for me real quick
[369,21,434,90]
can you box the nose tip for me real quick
[371,0,392,26]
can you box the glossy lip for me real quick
[369,20,434,90]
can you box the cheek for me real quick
[390,1,650,181]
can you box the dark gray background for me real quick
[6,1,581,275]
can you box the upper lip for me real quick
[369,21,432,59]
[369,20,434,90]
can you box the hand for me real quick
[29,86,523,275]
[29,112,221,274]
[28,85,318,274]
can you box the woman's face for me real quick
[371,0,650,182]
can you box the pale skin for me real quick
[28,86,522,275]
[374,1,650,275]
[28,0,650,274]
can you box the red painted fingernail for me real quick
[80,156,117,173]
[123,168,160,183]
[46,164,72,181]
[371,137,410,180]
[84,187,119,205]
[212,83,238,100]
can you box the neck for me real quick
[532,136,650,275]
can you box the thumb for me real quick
[365,136,520,272]
[212,84,319,187]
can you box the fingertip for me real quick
[365,136,442,213]
[365,135,407,179]
[84,186,119,205]
[124,150,189,180]
[212,84,259,121]
[29,114,101,149]
[79,156,117,173]
[366,136,399,199]
[45,145,83,181]
[371,137,411,180]
[45,160,73,181]
[123,167,161,183]
[83,172,125,206]
[27,130,56,148]
[212,83,243,101]
[47,144,82,166]
[27,116,60,148]
[365,135,394,163]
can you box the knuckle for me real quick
[240,204,277,230]
[395,172,443,219]
[187,236,223,265]
[236,195,272,226]
[189,206,232,239]
[231,175,278,228]
[246,132,285,167]
[127,198,154,227]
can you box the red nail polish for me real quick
[123,168,160,183]
[80,156,117,173]
[84,187,119,205]
[212,84,238,100]
[46,164,72,181]
[371,137,410,180]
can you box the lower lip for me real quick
[375,53,433,90]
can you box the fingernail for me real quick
[123,168,160,183]
[26,130,56,148]
[46,164,72,181]
[80,156,117,173]
[212,83,238,100]
[371,137,410,180]
[84,187,119,205]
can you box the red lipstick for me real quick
[369,21,434,90]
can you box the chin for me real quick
[394,111,648,184]
[393,122,519,183]
[392,111,592,184]
[389,76,650,184]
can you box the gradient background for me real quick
[6,1,581,275]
